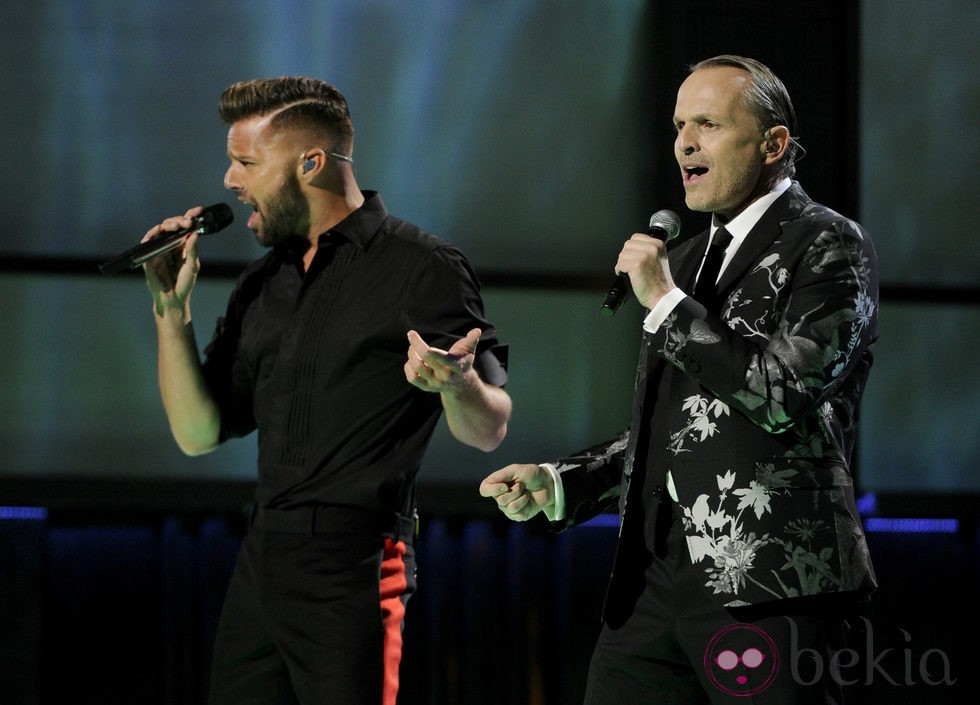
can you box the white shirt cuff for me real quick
[643,287,687,333]
[540,463,565,521]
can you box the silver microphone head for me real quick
[648,209,681,241]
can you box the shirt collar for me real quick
[317,190,386,251]
[710,177,791,243]
[273,191,386,266]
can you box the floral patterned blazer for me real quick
[552,182,879,608]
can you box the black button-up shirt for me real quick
[201,191,507,515]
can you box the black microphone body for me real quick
[600,209,681,316]
[99,203,235,275]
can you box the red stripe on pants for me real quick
[380,538,408,705]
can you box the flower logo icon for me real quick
[704,623,780,696]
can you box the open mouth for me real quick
[246,204,261,230]
[684,165,709,182]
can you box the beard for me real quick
[256,171,310,248]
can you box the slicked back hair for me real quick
[690,55,801,178]
[219,76,354,155]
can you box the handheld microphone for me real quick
[600,209,681,316]
[99,203,235,275]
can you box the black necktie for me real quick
[692,227,733,304]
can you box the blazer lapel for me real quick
[716,181,811,295]
[674,231,711,291]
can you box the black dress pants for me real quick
[584,497,851,705]
[208,507,417,705]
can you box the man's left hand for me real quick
[404,328,481,393]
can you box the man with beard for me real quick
[141,76,511,705]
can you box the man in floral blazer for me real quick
[481,55,878,704]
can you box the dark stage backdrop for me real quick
[0,0,976,498]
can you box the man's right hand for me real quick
[615,232,676,310]
[479,463,556,522]
[142,206,204,319]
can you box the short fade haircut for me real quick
[690,55,802,178]
[218,76,354,155]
